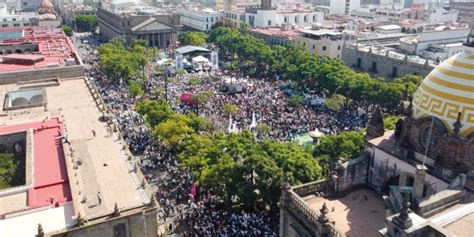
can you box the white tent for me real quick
[192,55,209,64]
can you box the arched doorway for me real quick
[382,175,400,194]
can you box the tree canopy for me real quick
[75,15,98,33]
[178,131,322,208]
[136,99,323,209]
[63,25,73,37]
[314,131,365,161]
[98,38,159,80]
[0,153,17,189]
[178,32,207,46]
[207,26,420,112]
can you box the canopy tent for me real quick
[192,55,209,64]
[175,46,211,55]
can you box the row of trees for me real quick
[98,39,159,81]
[207,27,422,112]
[136,99,322,209]
[75,15,98,33]
[178,32,207,46]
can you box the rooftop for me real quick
[0,27,81,73]
[0,119,71,211]
[0,78,150,235]
[249,27,300,38]
[300,29,342,36]
[305,188,386,237]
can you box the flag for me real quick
[191,183,196,197]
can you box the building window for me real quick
[294,16,298,23]
[113,223,127,237]
[23,23,29,26]
[12,18,16,21]
[406,176,414,187]
[371,61,377,72]
[303,42,305,46]
[322,46,327,51]
[392,67,398,77]
[312,45,315,49]
[338,46,341,50]
[1,24,8,27]
[13,23,20,27]
[268,20,272,26]
[304,15,307,22]
[313,15,316,21]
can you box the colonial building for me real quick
[178,8,226,32]
[294,29,353,58]
[449,0,474,23]
[97,1,179,49]
[279,24,474,237]
[341,24,470,79]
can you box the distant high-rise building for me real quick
[450,0,474,22]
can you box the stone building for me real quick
[294,29,352,58]
[279,26,474,236]
[0,68,157,237]
[97,1,179,49]
[341,43,435,79]
[449,0,474,23]
[178,8,226,32]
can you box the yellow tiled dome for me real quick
[412,51,474,137]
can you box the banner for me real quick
[175,53,183,70]
[211,51,219,70]
[191,183,196,197]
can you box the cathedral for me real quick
[279,23,474,237]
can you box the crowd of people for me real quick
[76,34,366,236]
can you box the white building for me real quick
[225,10,246,28]
[0,4,37,28]
[399,26,470,56]
[245,7,325,28]
[20,0,44,11]
[375,24,402,34]
[425,7,458,24]
[328,0,361,16]
[178,8,226,32]
[294,29,350,58]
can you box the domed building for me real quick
[392,48,474,174]
[278,25,474,237]
[36,0,60,26]
[412,52,474,138]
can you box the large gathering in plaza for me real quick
[0,0,473,237]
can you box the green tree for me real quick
[178,131,322,209]
[223,103,238,117]
[0,153,16,189]
[136,99,175,128]
[178,32,208,46]
[314,131,365,161]
[63,25,73,37]
[325,94,346,112]
[128,80,143,97]
[153,114,195,148]
[75,15,98,33]
[383,115,400,130]
[288,94,304,107]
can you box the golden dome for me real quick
[413,51,474,137]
